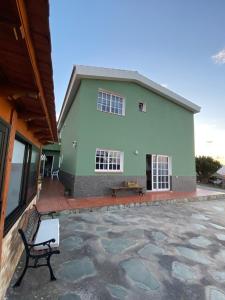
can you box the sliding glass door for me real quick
[6,139,26,217]
[4,134,40,234]
[152,155,170,191]
[0,119,9,207]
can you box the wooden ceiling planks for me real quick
[24,0,57,143]
[0,0,57,144]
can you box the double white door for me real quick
[152,155,170,191]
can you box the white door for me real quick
[152,155,170,191]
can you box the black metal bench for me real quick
[14,205,60,287]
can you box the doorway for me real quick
[44,155,54,177]
[146,155,152,190]
[146,154,170,191]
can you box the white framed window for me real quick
[95,149,124,172]
[97,90,125,116]
[138,102,146,112]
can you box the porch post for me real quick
[0,109,17,263]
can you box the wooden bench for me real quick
[14,205,60,287]
[111,181,144,197]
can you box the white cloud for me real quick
[212,48,225,64]
[160,83,168,88]
[56,112,60,121]
[195,121,225,164]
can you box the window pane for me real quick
[95,149,122,172]
[6,140,26,217]
[139,102,143,111]
[0,122,9,205]
[97,91,124,116]
[26,147,40,201]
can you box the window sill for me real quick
[95,170,123,174]
[97,109,125,117]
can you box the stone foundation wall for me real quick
[59,170,75,195]
[58,171,196,197]
[171,176,196,192]
[0,196,37,299]
[73,175,146,197]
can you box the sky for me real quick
[49,0,225,163]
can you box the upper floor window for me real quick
[138,102,146,112]
[97,90,125,116]
[95,149,124,172]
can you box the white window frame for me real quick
[138,101,147,112]
[97,89,125,116]
[95,148,124,173]
[151,154,171,191]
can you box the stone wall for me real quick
[73,175,147,197]
[59,170,75,195]
[59,171,196,197]
[171,176,196,192]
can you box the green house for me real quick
[58,65,200,197]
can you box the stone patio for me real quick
[6,198,225,299]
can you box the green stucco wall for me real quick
[59,86,82,175]
[43,143,60,152]
[60,79,195,177]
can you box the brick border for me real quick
[54,193,225,216]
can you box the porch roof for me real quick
[0,0,57,143]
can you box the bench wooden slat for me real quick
[111,182,144,197]
[112,186,143,190]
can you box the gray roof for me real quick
[58,65,201,130]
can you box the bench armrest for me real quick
[39,211,56,219]
[29,238,56,249]
[33,204,56,219]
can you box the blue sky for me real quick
[50,0,225,161]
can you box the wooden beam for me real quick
[16,0,55,141]
[27,124,48,132]
[18,112,46,122]
[39,137,53,143]
[32,128,49,134]
[11,92,38,100]
[0,109,17,263]
[0,83,37,99]
[34,132,51,140]
[8,96,38,104]
[37,137,51,143]
[0,18,19,28]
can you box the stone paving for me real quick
[6,198,225,300]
